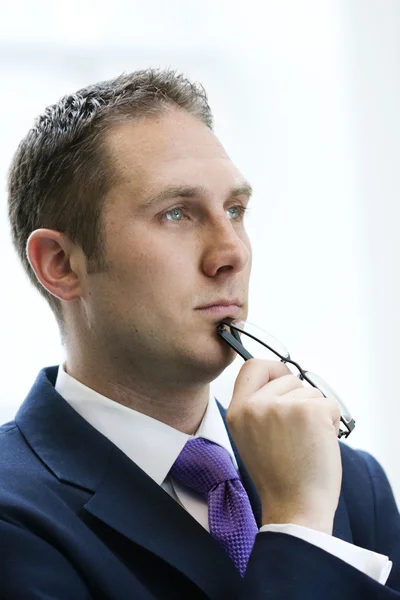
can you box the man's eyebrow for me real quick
[141,182,253,209]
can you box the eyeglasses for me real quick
[217,319,355,439]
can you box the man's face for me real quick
[82,109,252,386]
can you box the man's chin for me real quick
[199,340,237,381]
[169,327,238,383]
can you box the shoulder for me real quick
[339,443,400,547]
[0,417,31,461]
[0,419,25,464]
[0,418,54,514]
[339,442,392,493]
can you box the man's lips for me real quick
[195,303,242,319]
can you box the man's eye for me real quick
[227,206,247,220]
[164,208,184,222]
[162,205,248,223]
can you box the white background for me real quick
[1,1,400,500]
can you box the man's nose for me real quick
[201,219,251,277]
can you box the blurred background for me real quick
[1,0,400,499]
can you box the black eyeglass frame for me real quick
[217,320,356,439]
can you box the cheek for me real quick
[245,236,252,270]
[103,222,199,296]
[112,244,195,301]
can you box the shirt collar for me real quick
[55,364,237,486]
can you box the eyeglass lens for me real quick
[222,319,355,436]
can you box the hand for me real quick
[226,359,342,535]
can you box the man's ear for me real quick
[26,229,85,302]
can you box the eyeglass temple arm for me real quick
[216,324,254,361]
[217,322,355,439]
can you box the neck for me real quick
[64,359,210,435]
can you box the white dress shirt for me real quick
[55,364,391,584]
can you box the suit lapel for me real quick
[217,401,262,526]
[333,478,353,542]
[84,444,241,598]
[17,367,242,600]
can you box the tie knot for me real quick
[170,438,238,497]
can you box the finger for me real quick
[257,382,323,403]
[318,394,341,426]
[276,390,341,431]
[230,359,291,409]
[321,395,342,438]
[326,396,342,435]
[253,373,307,400]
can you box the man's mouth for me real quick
[195,300,242,321]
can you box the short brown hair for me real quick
[7,68,213,332]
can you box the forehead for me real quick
[105,109,245,196]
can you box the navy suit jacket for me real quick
[1,366,400,599]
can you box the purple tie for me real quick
[170,437,258,576]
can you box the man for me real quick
[1,69,400,599]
